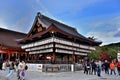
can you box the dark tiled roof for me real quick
[0,28,27,48]
[37,13,84,39]
[22,12,102,46]
[37,13,102,45]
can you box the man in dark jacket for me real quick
[91,61,97,75]
[104,60,109,74]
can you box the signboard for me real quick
[26,64,43,72]
[117,52,120,62]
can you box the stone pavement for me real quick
[0,70,120,80]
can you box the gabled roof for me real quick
[27,12,85,39]
[20,12,102,46]
[0,28,27,48]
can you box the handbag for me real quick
[20,71,25,77]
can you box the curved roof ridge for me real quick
[38,12,77,31]
[38,13,89,39]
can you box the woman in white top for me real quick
[19,61,26,80]
[2,61,6,70]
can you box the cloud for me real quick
[114,28,120,37]
[0,19,9,29]
[87,16,120,32]
[86,31,120,45]
[85,16,120,45]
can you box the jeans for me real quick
[110,69,116,75]
[6,70,13,77]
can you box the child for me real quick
[97,65,101,77]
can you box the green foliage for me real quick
[88,51,100,60]
[108,48,117,59]
[103,42,119,59]
[88,42,119,60]
[101,46,108,53]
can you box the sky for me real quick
[0,0,120,45]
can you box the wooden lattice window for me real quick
[37,27,42,32]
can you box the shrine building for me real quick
[19,12,102,64]
[0,28,27,61]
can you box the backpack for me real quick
[25,65,28,70]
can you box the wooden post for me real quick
[72,38,76,72]
[52,52,55,63]
[52,31,56,64]
[8,51,10,60]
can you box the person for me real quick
[117,61,120,75]
[98,60,102,69]
[103,60,109,74]
[6,61,14,78]
[83,61,87,74]
[19,60,26,80]
[15,58,19,72]
[101,63,105,71]
[6,60,10,74]
[2,60,6,70]
[17,61,23,79]
[97,65,101,77]
[91,61,97,75]
[0,60,3,70]
[110,61,116,75]
[86,61,91,75]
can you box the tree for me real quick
[108,48,117,59]
[100,46,117,61]
[101,46,108,53]
[88,45,118,61]
[88,51,100,60]
[100,53,111,61]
